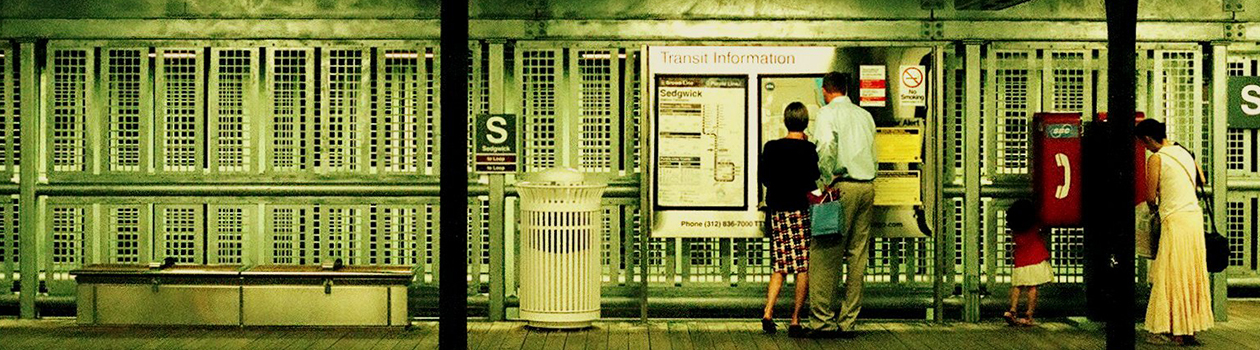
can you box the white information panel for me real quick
[646,46,837,238]
[656,76,747,208]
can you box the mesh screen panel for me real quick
[159,50,201,172]
[50,50,89,172]
[104,49,145,172]
[379,50,426,174]
[108,206,144,264]
[994,51,1031,176]
[161,207,200,264]
[269,49,310,172]
[320,49,364,173]
[521,50,559,171]
[578,50,616,173]
[211,49,254,173]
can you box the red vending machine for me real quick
[1096,112,1148,205]
[1032,113,1084,226]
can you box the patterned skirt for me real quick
[769,210,811,274]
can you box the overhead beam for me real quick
[0,19,1245,42]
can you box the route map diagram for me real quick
[655,76,748,208]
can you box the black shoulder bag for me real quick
[1168,145,1230,273]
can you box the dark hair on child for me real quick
[1006,199,1036,232]
[784,102,809,132]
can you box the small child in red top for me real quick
[1004,199,1053,327]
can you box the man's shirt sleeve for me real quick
[814,108,837,185]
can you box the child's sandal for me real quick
[1002,311,1019,326]
[1017,313,1036,327]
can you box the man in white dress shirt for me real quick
[803,71,877,338]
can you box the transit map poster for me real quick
[645,46,837,238]
[655,76,748,209]
[644,45,936,239]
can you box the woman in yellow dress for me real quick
[1135,119,1213,346]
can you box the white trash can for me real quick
[516,168,607,329]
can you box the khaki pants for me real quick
[808,181,875,332]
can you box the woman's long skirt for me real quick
[1145,210,1214,336]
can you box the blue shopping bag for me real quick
[809,191,845,237]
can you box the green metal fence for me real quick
[0,39,1254,320]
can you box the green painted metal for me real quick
[963,42,983,323]
[932,45,948,324]
[0,35,1251,322]
[486,42,507,321]
[18,41,39,319]
[1212,43,1231,322]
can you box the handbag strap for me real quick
[1158,147,1196,195]
[1160,146,1221,235]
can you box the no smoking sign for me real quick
[899,65,926,107]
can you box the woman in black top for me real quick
[759,102,820,335]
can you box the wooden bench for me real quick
[71,264,412,326]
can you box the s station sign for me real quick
[474,114,519,173]
[1229,76,1260,129]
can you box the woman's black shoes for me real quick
[787,325,807,338]
[761,318,777,334]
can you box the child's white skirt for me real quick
[1012,260,1053,286]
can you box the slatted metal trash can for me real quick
[517,168,607,329]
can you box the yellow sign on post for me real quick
[875,127,923,163]
[874,170,922,206]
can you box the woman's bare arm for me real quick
[1194,161,1207,189]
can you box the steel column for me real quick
[487,41,507,321]
[1210,43,1230,322]
[963,42,983,323]
[17,40,40,320]
[1105,0,1139,347]
[440,0,470,347]
[932,44,948,324]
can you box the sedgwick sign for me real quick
[1229,76,1260,129]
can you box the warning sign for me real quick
[874,127,923,163]
[859,65,887,107]
[899,65,926,107]
[873,170,922,206]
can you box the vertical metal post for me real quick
[984,199,997,293]
[488,176,505,320]
[962,42,983,323]
[1209,42,1230,322]
[932,45,947,324]
[487,42,507,321]
[1105,0,1138,347]
[639,50,651,322]
[440,0,470,348]
[17,40,40,320]
[561,48,576,168]
[503,42,521,303]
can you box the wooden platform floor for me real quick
[0,300,1257,350]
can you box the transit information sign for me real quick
[655,76,748,209]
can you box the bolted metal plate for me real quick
[955,0,1034,11]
